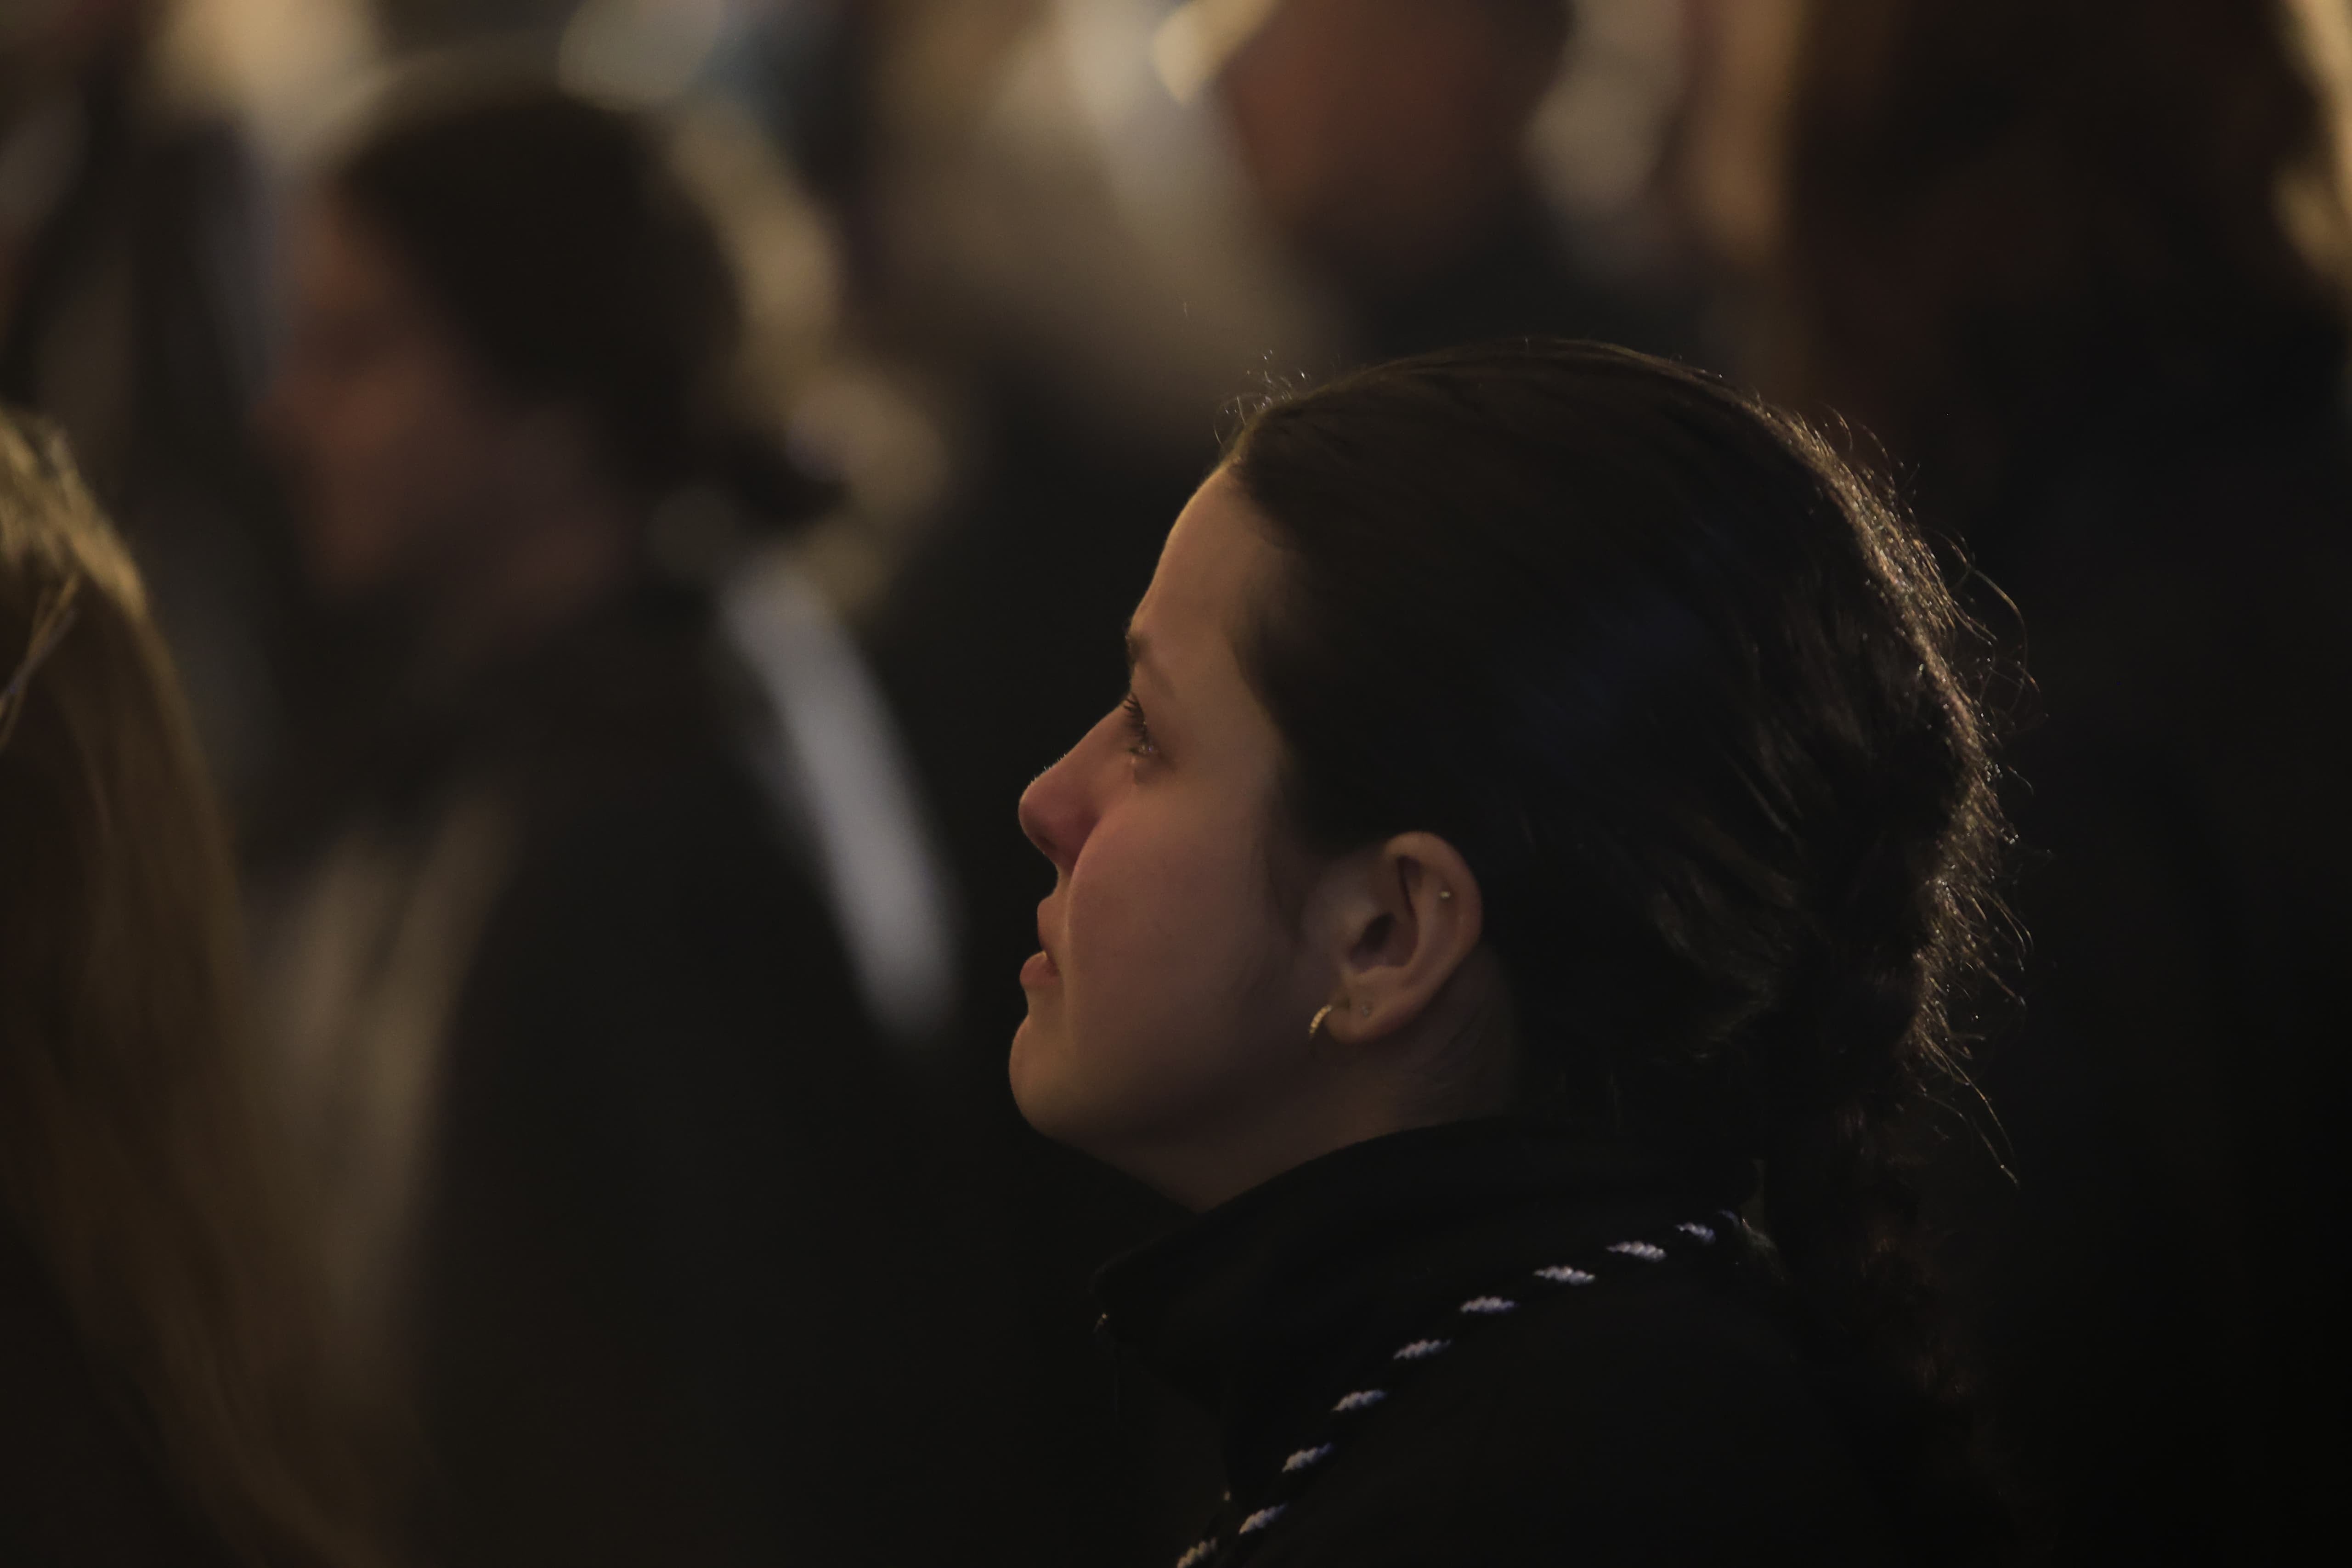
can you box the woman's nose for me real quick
[1018,743,1097,874]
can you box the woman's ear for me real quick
[1308,832,1484,1047]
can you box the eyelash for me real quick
[1119,692,1157,758]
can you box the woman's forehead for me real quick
[1135,472,1270,661]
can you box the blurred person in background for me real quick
[1683,0,2352,1559]
[0,0,294,794]
[252,78,1048,1568]
[1205,0,1698,362]
[0,414,395,1567]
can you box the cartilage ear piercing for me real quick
[1437,889,1453,901]
[1308,1003,1335,1040]
[1359,1003,1373,1017]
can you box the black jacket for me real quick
[1098,1121,1925,1568]
[255,598,1056,1566]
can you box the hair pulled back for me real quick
[1227,340,2009,1555]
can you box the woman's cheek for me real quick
[1060,814,1172,1060]
[1064,798,1274,1093]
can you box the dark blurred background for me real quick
[4,1,2347,1564]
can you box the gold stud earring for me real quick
[1437,889,1453,902]
[1308,1003,1335,1040]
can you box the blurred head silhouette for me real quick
[0,414,394,1566]
[263,79,743,669]
[1213,0,1572,300]
[1682,0,2352,519]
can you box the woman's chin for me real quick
[1008,1018,1116,1157]
[1007,1013,1064,1132]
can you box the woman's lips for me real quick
[1025,905,1061,988]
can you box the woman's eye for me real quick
[1120,692,1158,758]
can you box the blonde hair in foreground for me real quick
[0,415,397,1568]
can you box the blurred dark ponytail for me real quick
[1227,340,2012,1561]
[328,78,825,527]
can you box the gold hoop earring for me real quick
[1308,1002,1336,1041]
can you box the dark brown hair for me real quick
[0,415,398,1567]
[1757,0,2352,520]
[1227,340,2012,1559]
[329,79,766,508]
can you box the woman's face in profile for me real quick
[1015,470,1328,1196]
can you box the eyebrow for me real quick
[1125,627,1152,677]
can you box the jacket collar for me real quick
[1096,1118,1753,1492]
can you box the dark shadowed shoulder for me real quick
[1250,1275,1909,1568]
[416,737,1060,1567]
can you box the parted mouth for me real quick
[1023,905,1062,985]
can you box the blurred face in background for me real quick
[263,198,524,607]
[1014,471,1335,1206]
[1217,0,1567,291]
